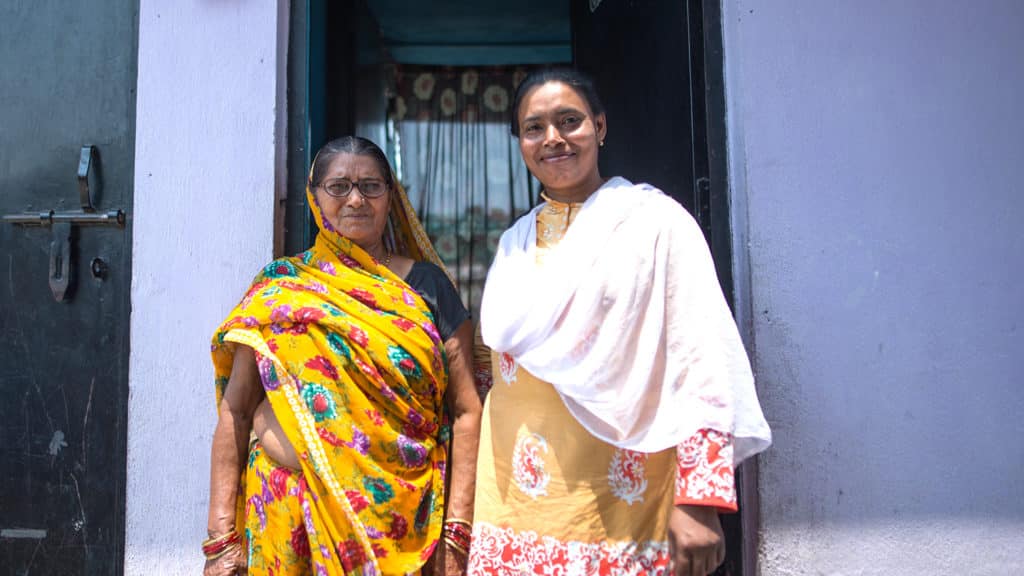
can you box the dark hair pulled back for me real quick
[510,68,605,137]
[309,136,395,190]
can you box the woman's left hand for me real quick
[668,504,725,576]
[438,320,480,576]
[430,541,468,576]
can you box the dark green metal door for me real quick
[0,2,137,574]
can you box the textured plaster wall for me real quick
[722,1,1024,574]
[126,1,286,573]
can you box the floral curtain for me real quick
[389,66,539,320]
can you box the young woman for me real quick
[468,69,771,576]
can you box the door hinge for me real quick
[694,176,712,239]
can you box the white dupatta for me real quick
[480,177,770,461]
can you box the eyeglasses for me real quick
[318,178,388,199]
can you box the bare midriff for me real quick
[253,399,301,469]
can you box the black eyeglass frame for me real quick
[316,178,390,199]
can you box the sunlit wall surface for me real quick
[724,1,1024,573]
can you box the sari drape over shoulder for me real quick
[211,182,450,576]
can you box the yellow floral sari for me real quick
[212,182,449,575]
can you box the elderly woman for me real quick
[204,137,481,576]
[468,69,772,576]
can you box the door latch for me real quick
[3,146,126,301]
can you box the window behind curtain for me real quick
[390,66,539,320]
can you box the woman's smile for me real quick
[541,151,576,163]
[516,81,606,202]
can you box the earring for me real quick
[599,140,605,147]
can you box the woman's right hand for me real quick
[202,544,246,576]
[206,346,262,576]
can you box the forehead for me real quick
[323,153,385,178]
[518,81,591,119]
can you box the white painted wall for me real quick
[126,1,287,573]
[723,1,1024,574]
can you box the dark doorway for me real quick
[573,0,735,301]
[286,1,747,573]
[0,2,136,575]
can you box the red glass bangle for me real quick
[443,524,470,535]
[202,530,241,558]
[442,524,471,550]
[443,536,469,556]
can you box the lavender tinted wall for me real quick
[126,2,286,573]
[723,1,1024,573]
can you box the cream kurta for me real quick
[468,196,677,575]
[469,353,677,574]
[469,192,747,575]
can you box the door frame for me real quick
[693,1,762,570]
[285,0,763,572]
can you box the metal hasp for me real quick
[48,223,73,301]
[2,146,126,302]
